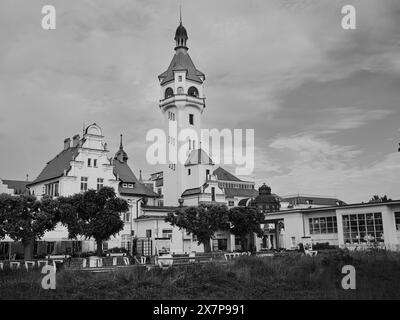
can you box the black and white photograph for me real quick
[1,0,400,306]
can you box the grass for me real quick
[1,250,400,300]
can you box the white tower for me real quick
[158,16,206,206]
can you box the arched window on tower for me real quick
[188,86,199,97]
[177,87,184,94]
[165,87,174,99]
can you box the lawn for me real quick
[1,250,400,300]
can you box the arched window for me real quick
[165,87,174,99]
[188,86,199,97]
[177,87,184,94]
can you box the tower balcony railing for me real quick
[159,94,206,108]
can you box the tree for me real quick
[369,195,392,203]
[58,187,128,256]
[228,206,264,252]
[0,194,58,259]
[166,204,230,253]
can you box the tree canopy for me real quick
[58,187,128,256]
[166,204,230,252]
[0,194,58,259]
[228,206,264,252]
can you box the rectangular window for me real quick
[178,75,182,81]
[342,213,383,244]
[146,229,152,238]
[162,229,173,239]
[309,216,337,235]
[188,169,191,176]
[93,159,97,167]
[46,242,55,255]
[54,182,59,197]
[97,178,104,191]
[189,114,194,125]
[123,212,130,223]
[396,212,400,231]
[211,187,216,202]
[121,235,131,251]
[212,239,227,251]
[228,201,235,207]
[80,177,88,192]
[157,188,162,195]
[88,158,91,167]
[206,169,210,178]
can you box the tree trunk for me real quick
[96,239,103,257]
[203,239,212,253]
[23,238,34,260]
[241,235,248,252]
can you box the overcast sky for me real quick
[0,0,399,203]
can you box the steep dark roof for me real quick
[29,147,79,185]
[213,167,242,182]
[181,187,202,197]
[224,188,258,198]
[159,52,205,85]
[1,179,31,194]
[185,149,214,166]
[113,159,159,198]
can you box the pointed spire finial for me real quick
[180,5,182,24]
[139,169,143,182]
[119,134,123,150]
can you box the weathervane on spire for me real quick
[120,134,123,150]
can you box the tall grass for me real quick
[1,250,399,300]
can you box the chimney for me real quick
[64,138,71,150]
[72,134,80,147]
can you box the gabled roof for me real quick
[1,179,31,194]
[29,147,80,186]
[224,188,258,198]
[181,187,202,197]
[213,167,242,182]
[185,149,214,166]
[113,159,159,198]
[159,52,205,85]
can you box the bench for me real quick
[224,252,251,261]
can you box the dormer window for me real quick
[178,75,182,82]
[122,183,128,188]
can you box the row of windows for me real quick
[44,182,59,197]
[87,158,98,168]
[167,111,176,121]
[309,216,338,234]
[218,182,255,190]
[145,229,173,239]
[168,163,176,171]
[164,87,199,99]
[168,136,176,146]
[343,213,383,244]
[80,177,104,192]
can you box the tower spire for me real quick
[119,134,123,150]
[180,5,182,24]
